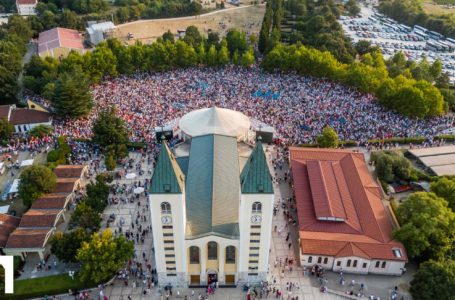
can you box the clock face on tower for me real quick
[251,215,262,224]
[161,216,172,224]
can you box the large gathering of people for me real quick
[53,66,453,146]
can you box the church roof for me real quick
[240,141,274,194]
[150,142,184,194]
[185,135,240,239]
[179,107,250,138]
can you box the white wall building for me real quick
[289,148,408,276]
[86,21,116,45]
[149,107,275,287]
[0,105,52,134]
[16,0,37,16]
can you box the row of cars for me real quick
[340,11,455,83]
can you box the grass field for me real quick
[2,274,92,300]
[113,4,266,44]
[423,1,455,15]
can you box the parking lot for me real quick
[339,6,455,83]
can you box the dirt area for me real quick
[423,2,455,15]
[113,4,265,44]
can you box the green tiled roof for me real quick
[176,156,189,176]
[185,135,240,239]
[240,141,274,194]
[150,142,185,194]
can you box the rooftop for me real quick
[54,178,78,193]
[38,27,84,54]
[9,108,51,125]
[31,193,71,210]
[53,165,86,179]
[5,228,53,249]
[19,209,60,228]
[0,214,21,248]
[16,0,37,4]
[289,147,407,262]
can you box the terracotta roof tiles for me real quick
[0,214,20,248]
[5,228,52,249]
[290,147,407,262]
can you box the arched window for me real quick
[161,202,171,214]
[353,260,358,268]
[207,242,218,260]
[189,246,200,264]
[252,202,262,213]
[226,246,236,264]
[308,256,312,263]
[347,259,351,267]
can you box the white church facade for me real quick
[149,107,274,287]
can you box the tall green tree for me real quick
[77,229,134,283]
[410,259,455,300]
[183,25,202,48]
[431,177,455,212]
[19,165,57,206]
[0,117,14,141]
[393,192,455,262]
[50,229,89,263]
[92,107,129,162]
[52,68,93,118]
[316,126,339,148]
[69,201,102,232]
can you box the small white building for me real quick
[86,21,116,45]
[16,0,37,16]
[150,107,275,287]
[0,105,52,134]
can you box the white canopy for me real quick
[20,159,34,168]
[134,187,144,194]
[179,107,250,138]
[0,205,9,213]
[9,179,20,194]
[125,173,136,179]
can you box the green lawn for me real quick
[2,274,93,300]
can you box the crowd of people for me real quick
[53,66,453,146]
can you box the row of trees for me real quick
[51,172,133,283]
[258,0,283,54]
[0,15,33,104]
[379,0,455,39]
[24,27,255,119]
[262,44,446,118]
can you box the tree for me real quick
[183,25,202,48]
[76,229,134,283]
[431,177,455,212]
[50,229,89,263]
[52,68,92,118]
[0,117,14,141]
[28,124,53,138]
[162,30,175,43]
[393,192,455,262]
[316,126,339,148]
[206,45,218,67]
[84,178,109,213]
[69,201,102,232]
[240,48,255,68]
[226,29,248,57]
[355,40,379,56]
[217,45,230,66]
[410,259,455,300]
[19,165,57,206]
[92,107,128,161]
[345,0,360,17]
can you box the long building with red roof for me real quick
[289,147,407,275]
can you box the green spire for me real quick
[240,140,274,194]
[150,142,185,194]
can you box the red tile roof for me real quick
[38,27,84,54]
[0,214,20,248]
[0,105,12,120]
[31,193,71,210]
[9,109,51,125]
[16,0,37,4]
[19,209,60,228]
[5,228,52,249]
[290,147,407,262]
[53,165,86,179]
[54,178,78,193]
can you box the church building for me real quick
[149,107,274,287]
